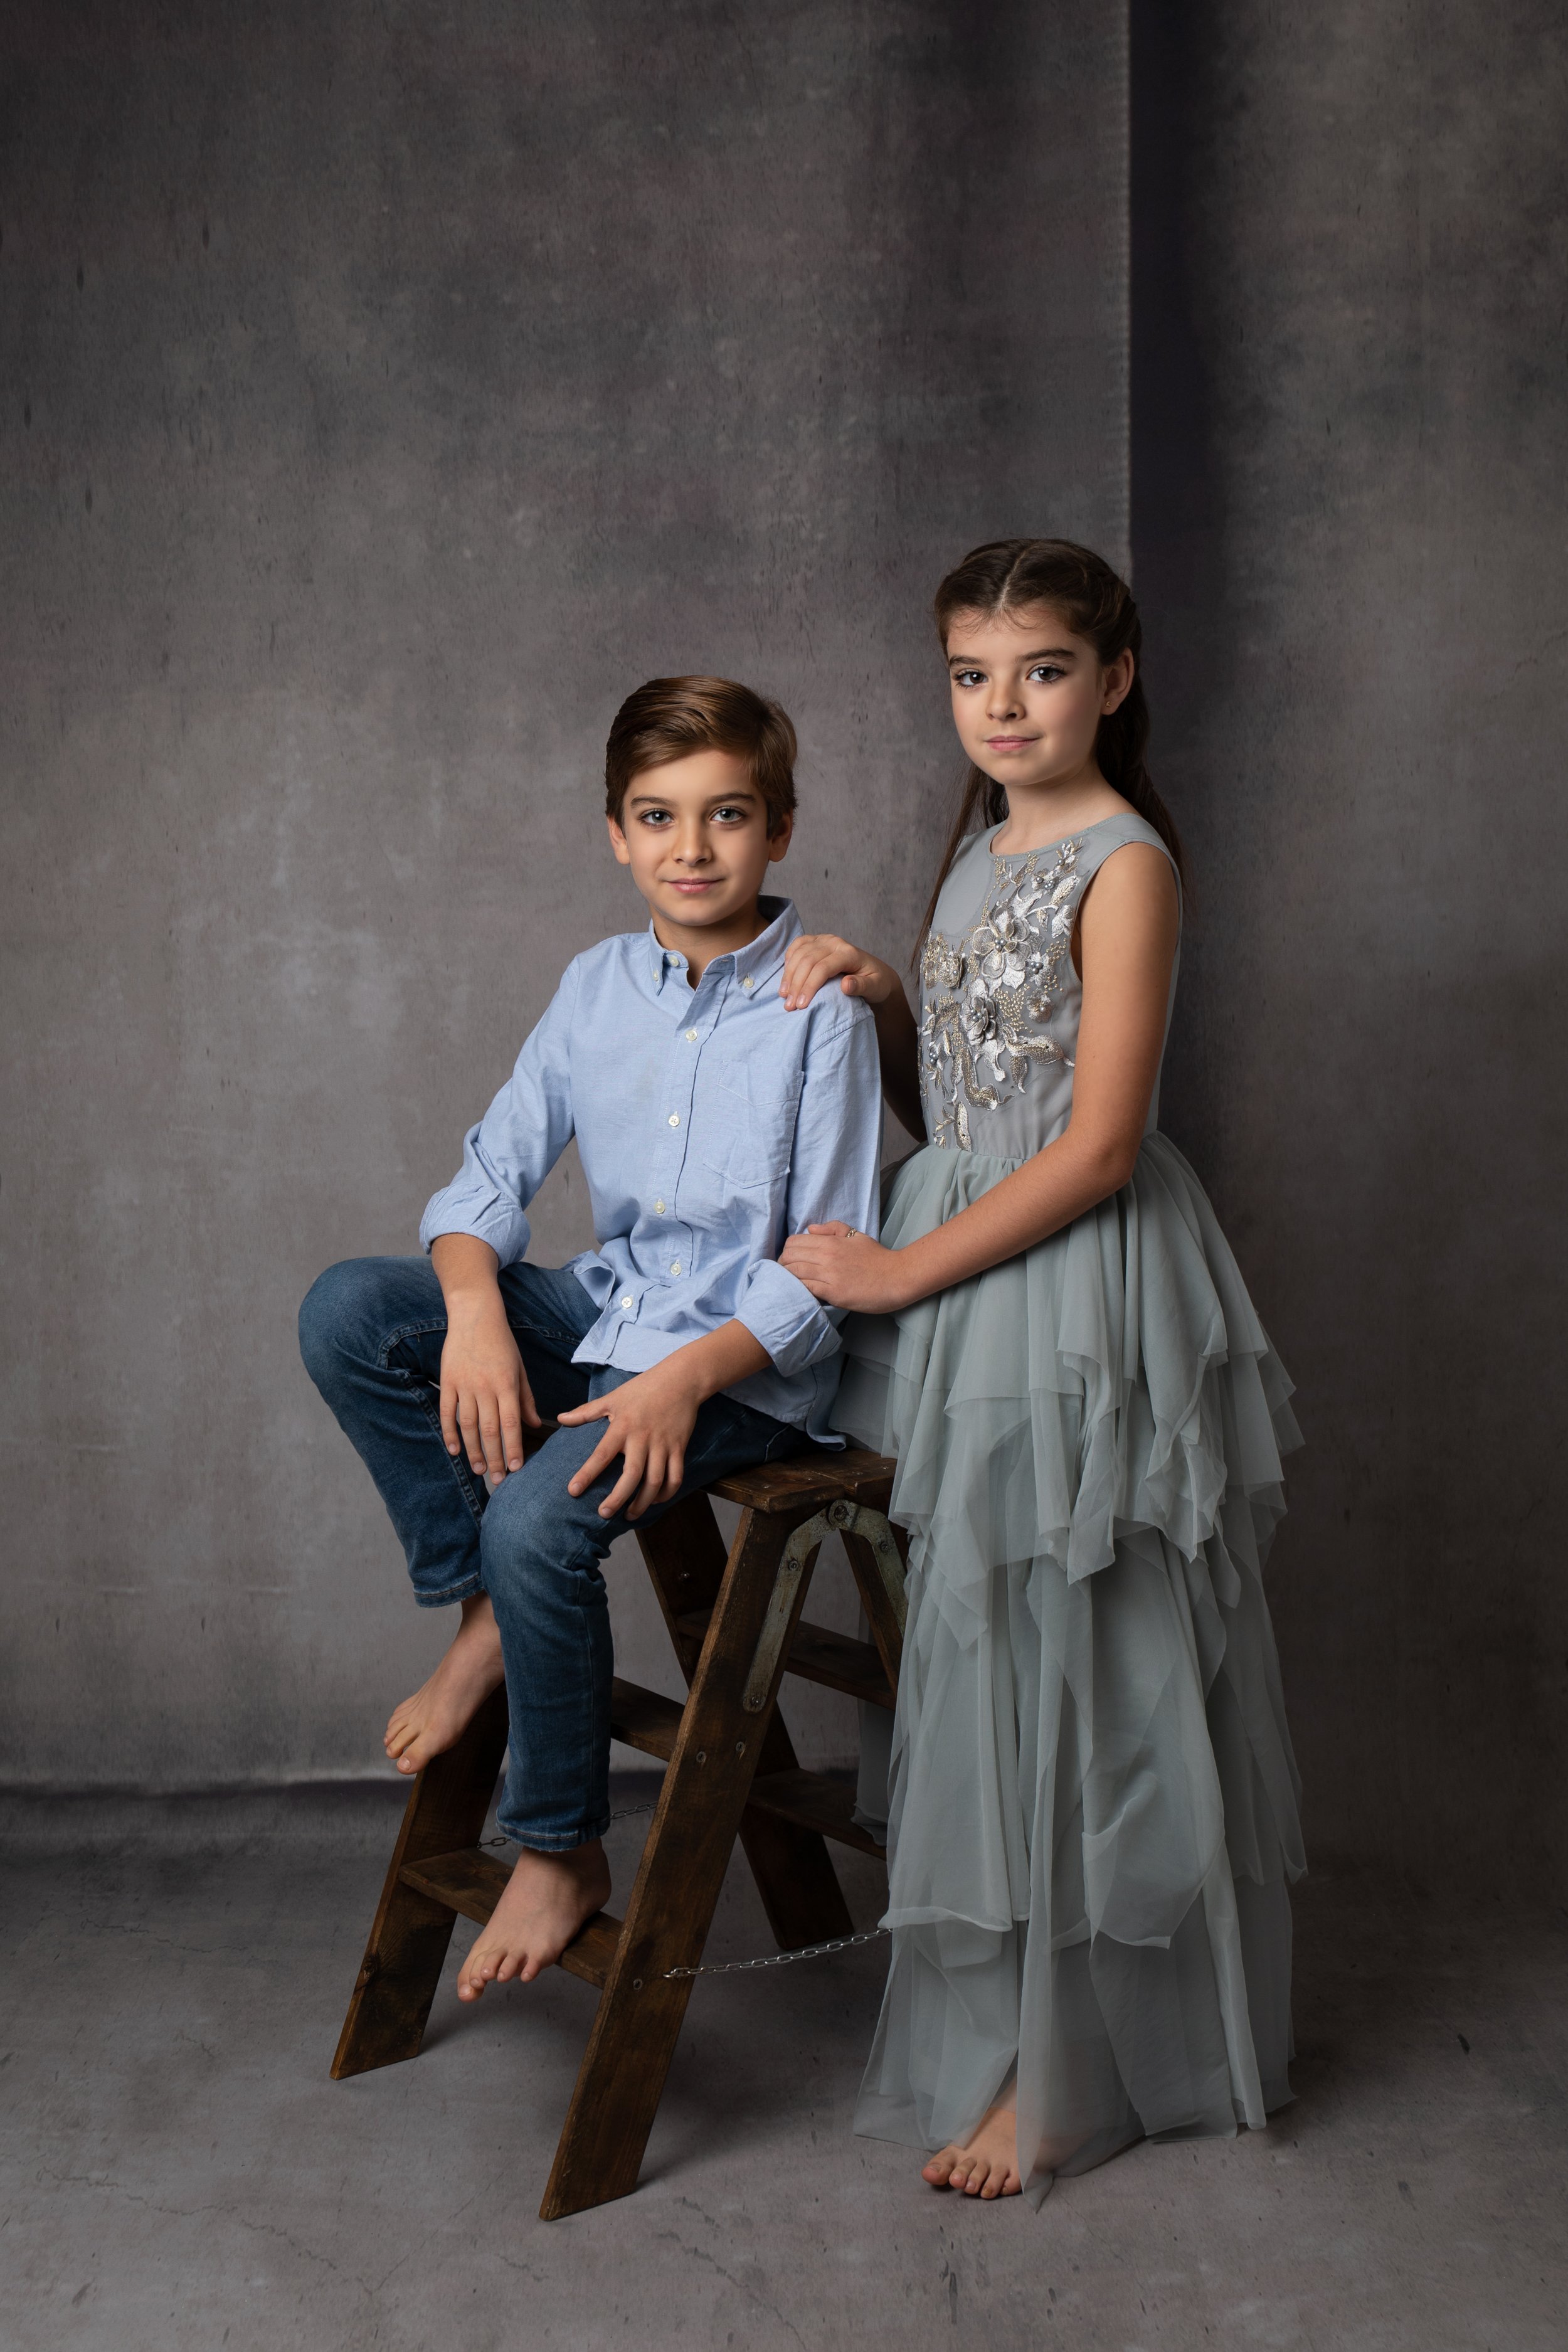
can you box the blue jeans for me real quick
[299,1256,803,1851]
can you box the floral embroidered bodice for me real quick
[918,813,1180,1157]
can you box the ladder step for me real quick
[709,1448,896,1515]
[399,1842,509,1926]
[746,1767,887,1857]
[609,1676,683,1761]
[398,1846,623,1989]
[675,1610,893,1708]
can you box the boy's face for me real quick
[608,748,791,935]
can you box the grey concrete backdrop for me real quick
[1,5,1127,1788]
[1132,1,1568,1888]
[8,0,1566,1904]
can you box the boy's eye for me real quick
[638,808,674,827]
[711,804,749,824]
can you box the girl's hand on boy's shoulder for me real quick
[780,933,897,1013]
[781,1222,913,1313]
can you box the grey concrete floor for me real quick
[3,1785,1565,2352]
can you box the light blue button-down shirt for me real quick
[420,898,883,1439]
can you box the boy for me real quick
[299,677,882,1999]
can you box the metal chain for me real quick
[477,1813,889,1979]
[662,1926,889,1979]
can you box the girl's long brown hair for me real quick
[918,538,1185,948]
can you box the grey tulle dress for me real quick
[834,811,1305,2205]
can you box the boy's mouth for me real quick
[665,877,723,895]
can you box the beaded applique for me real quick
[919,839,1086,1149]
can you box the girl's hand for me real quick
[781,933,899,1013]
[440,1306,542,1486]
[780,1222,914,1313]
[556,1359,704,1522]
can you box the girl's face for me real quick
[945,605,1133,795]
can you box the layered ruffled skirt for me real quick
[835,1134,1305,2205]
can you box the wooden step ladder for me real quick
[329,1447,905,2219]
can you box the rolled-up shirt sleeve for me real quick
[734,1002,884,1374]
[418,965,578,1266]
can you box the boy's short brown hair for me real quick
[605,676,797,837]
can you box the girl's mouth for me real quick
[986,736,1037,751]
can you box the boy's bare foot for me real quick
[456,1841,612,2000]
[384,1593,505,1775]
[923,2100,1024,2200]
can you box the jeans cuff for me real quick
[413,1573,484,1608]
[496,1814,612,1853]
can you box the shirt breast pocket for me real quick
[699,1060,802,1195]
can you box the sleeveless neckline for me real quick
[985,810,1131,863]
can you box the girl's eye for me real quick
[953,670,985,689]
[1027,664,1066,684]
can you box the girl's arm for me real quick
[780,846,1179,1312]
[780,933,926,1141]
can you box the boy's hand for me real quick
[430,1233,542,1485]
[439,1300,543,1485]
[780,1222,915,1313]
[557,1358,704,1522]
[780,933,899,1012]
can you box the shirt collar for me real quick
[647,896,801,996]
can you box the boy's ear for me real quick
[766,811,794,865]
[607,813,633,867]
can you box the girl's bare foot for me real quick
[923,2100,1024,2199]
[456,1841,612,2000]
[384,1593,505,1775]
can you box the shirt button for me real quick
[620,1295,633,1310]
[668,1113,680,1126]
[654,1199,665,1215]
[741,977,755,992]
[670,1261,682,1276]
[685,1027,698,1042]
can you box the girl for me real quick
[780,539,1303,2205]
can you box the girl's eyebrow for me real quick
[948,645,1077,668]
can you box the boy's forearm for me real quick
[658,1320,771,1402]
[431,1231,506,1313]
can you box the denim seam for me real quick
[376,1318,450,1357]
[497,1574,610,1852]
